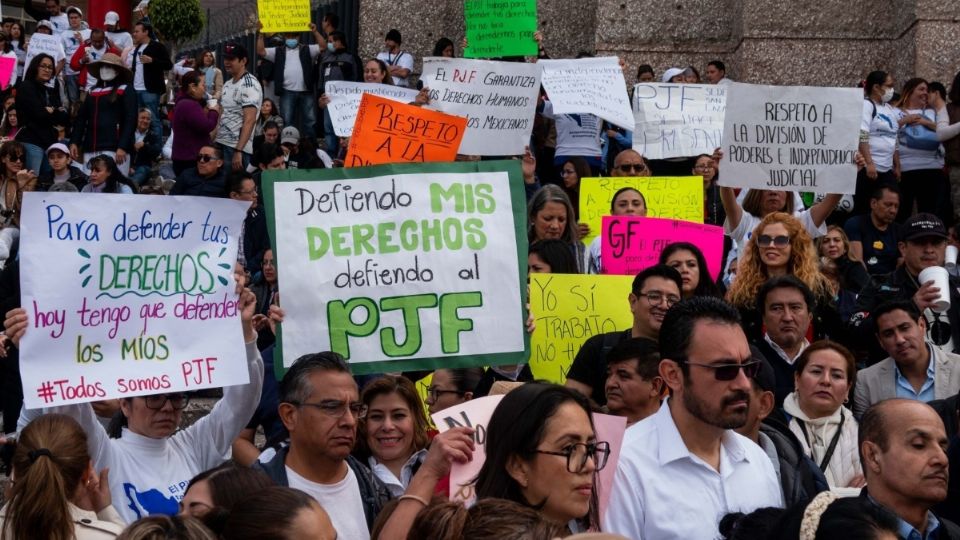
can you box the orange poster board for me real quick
[345,93,467,167]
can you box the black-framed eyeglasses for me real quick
[683,360,761,381]
[143,393,190,410]
[638,290,681,307]
[38,64,54,70]
[197,153,218,163]
[425,386,463,400]
[618,163,647,173]
[535,441,610,473]
[288,399,368,419]
[756,234,790,247]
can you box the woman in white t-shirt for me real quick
[855,70,900,214]
[894,78,951,222]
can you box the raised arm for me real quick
[808,194,841,228]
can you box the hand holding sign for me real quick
[258,0,312,34]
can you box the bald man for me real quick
[611,149,651,177]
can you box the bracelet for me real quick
[398,494,429,507]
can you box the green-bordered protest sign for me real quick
[463,0,538,58]
[263,161,530,378]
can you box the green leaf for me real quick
[79,263,90,274]
[82,275,92,287]
[218,276,229,286]
[78,248,90,258]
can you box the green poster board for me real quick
[463,0,538,59]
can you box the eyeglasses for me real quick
[38,64,54,71]
[693,165,715,171]
[756,234,790,247]
[143,393,190,410]
[425,386,463,400]
[683,360,761,381]
[289,399,368,419]
[638,290,681,307]
[535,441,610,473]
[197,154,218,163]
[618,163,647,173]
[234,188,257,196]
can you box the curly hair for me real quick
[726,212,831,309]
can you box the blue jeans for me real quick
[322,108,338,156]
[22,142,50,176]
[136,90,163,143]
[279,91,316,139]
[130,164,153,186]
[219,144,250,172]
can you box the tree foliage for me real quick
[150,0,205,44]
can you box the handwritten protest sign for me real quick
[539,57,634,130]
[721,82,861,194]
[18,193,250,408]
[23,33,65,81]
[0,57,14,90]
[594,413,627,520]
[257,0,311,34]
[601,216,724,279]
[633,83,726,159]
[432,395,503,503]
[345,93,468,167]
[422,57,540,156]
[263,160,529,375]
[463,0,537,58]
[324,82,420,137]
[529,274,634,383]
[578,176,704,245]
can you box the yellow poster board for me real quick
[529,274,635,383]
[258,0,312,34]
[578,176,704,245]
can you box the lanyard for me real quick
[797,411,845,473]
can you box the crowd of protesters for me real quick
[0,0,959,539]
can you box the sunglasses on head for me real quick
[684,360,761,381]
[756,234,790,247]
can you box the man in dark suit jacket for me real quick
[129,21,172,144]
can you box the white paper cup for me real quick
[206,98,218,108]
[946,245,958,273]
[919,266,951,313]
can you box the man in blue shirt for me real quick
[859,399,960,540]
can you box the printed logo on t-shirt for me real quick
[124,483,179,519]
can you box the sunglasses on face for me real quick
[684,360,761,381]
[197,154,218,163]
[618,163,647,173]
[756,234,790,247]
[6,154,23,163]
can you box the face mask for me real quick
[327,42,335,52]
[882,88,894,103]
[285,39,298,49]
[99,67,117,81]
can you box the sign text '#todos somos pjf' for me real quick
[19,193,251,407]
[263,161,529,375]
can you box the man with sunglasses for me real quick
[605,297,782,539]
[610,149,651,177]
[566,264,682,405]
[852,213,960,363]
[10,277,265,523]
[170,145,227,197]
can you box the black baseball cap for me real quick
[750,345,776,394]
[223,42,248,61]
[902,213,948,242]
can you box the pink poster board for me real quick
[0,57,14,90]
[592,413,627,520]
[601,215,724,280]
[432,395,504,504]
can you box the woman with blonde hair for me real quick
[817,225,870,295]
[726,212,841,341]
[0,414,124,540]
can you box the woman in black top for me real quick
[15,54,68,175]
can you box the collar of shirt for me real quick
[894,343,936,398]
[367,448,428,487]
[764,334,809,365]
[898,510,940,540]
[654,398,749,475]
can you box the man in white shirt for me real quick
[604,297,783,539]
[376,29,413,88]
[705,60,732,85]
[255,22,324,138]
[24,0,69,34]
[254,352,392,539]
[216,42,262,172]
[60,6,88,115]
[104,11,133,52]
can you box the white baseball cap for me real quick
[662,67,685,83]
[104,11,120,25]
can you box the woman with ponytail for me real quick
[0,413,124,539]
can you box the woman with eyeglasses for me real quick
[783,341,864,489]
[587,186,647,274]
[82,154,137,194]
[8,277,270,524]
[172,70,220,177]
[528,184,585,273]
[474,383,608,533]
[424,367,484,415]
[726,212,839,342]
[353,376,431,497]
[0,414,125,539]
[0,31,17,90]
[15,53,69,175]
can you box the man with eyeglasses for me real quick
[254,352,392,539]
[566,265,682,405]
[10,276,266,523]
[170,145,226,197]
[604,297,782,539]
[610,149,651,177]
[751,276,815,409]
[227,172,269,278]
[852,213,960,363]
